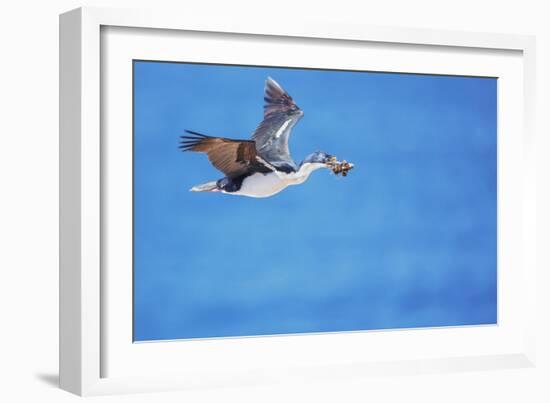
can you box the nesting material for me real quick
[327,157,354,177]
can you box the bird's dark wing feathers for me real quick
[262,76,299,118]
[251,77,303,170]
[179,130,273,178]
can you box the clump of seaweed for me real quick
[327,157,354,177]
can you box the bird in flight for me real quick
[179,77,352,198]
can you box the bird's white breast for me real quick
[227,171,306,198]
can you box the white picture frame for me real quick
[59,6,537,396]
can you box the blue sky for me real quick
[133,61,497,341]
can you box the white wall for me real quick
[1,0,548,401]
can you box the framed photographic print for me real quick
[60,7,537,396]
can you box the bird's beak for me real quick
[325,155,338,168]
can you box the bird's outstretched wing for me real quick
[263,76,299,117]
[251,77,303,171]
[180,130,273,178]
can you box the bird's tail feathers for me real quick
[190,181,219,192]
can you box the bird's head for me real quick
[300,151,337,173]
[302,151,335,165]
[300,152,355,178]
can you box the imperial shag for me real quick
[179,77,347,198]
